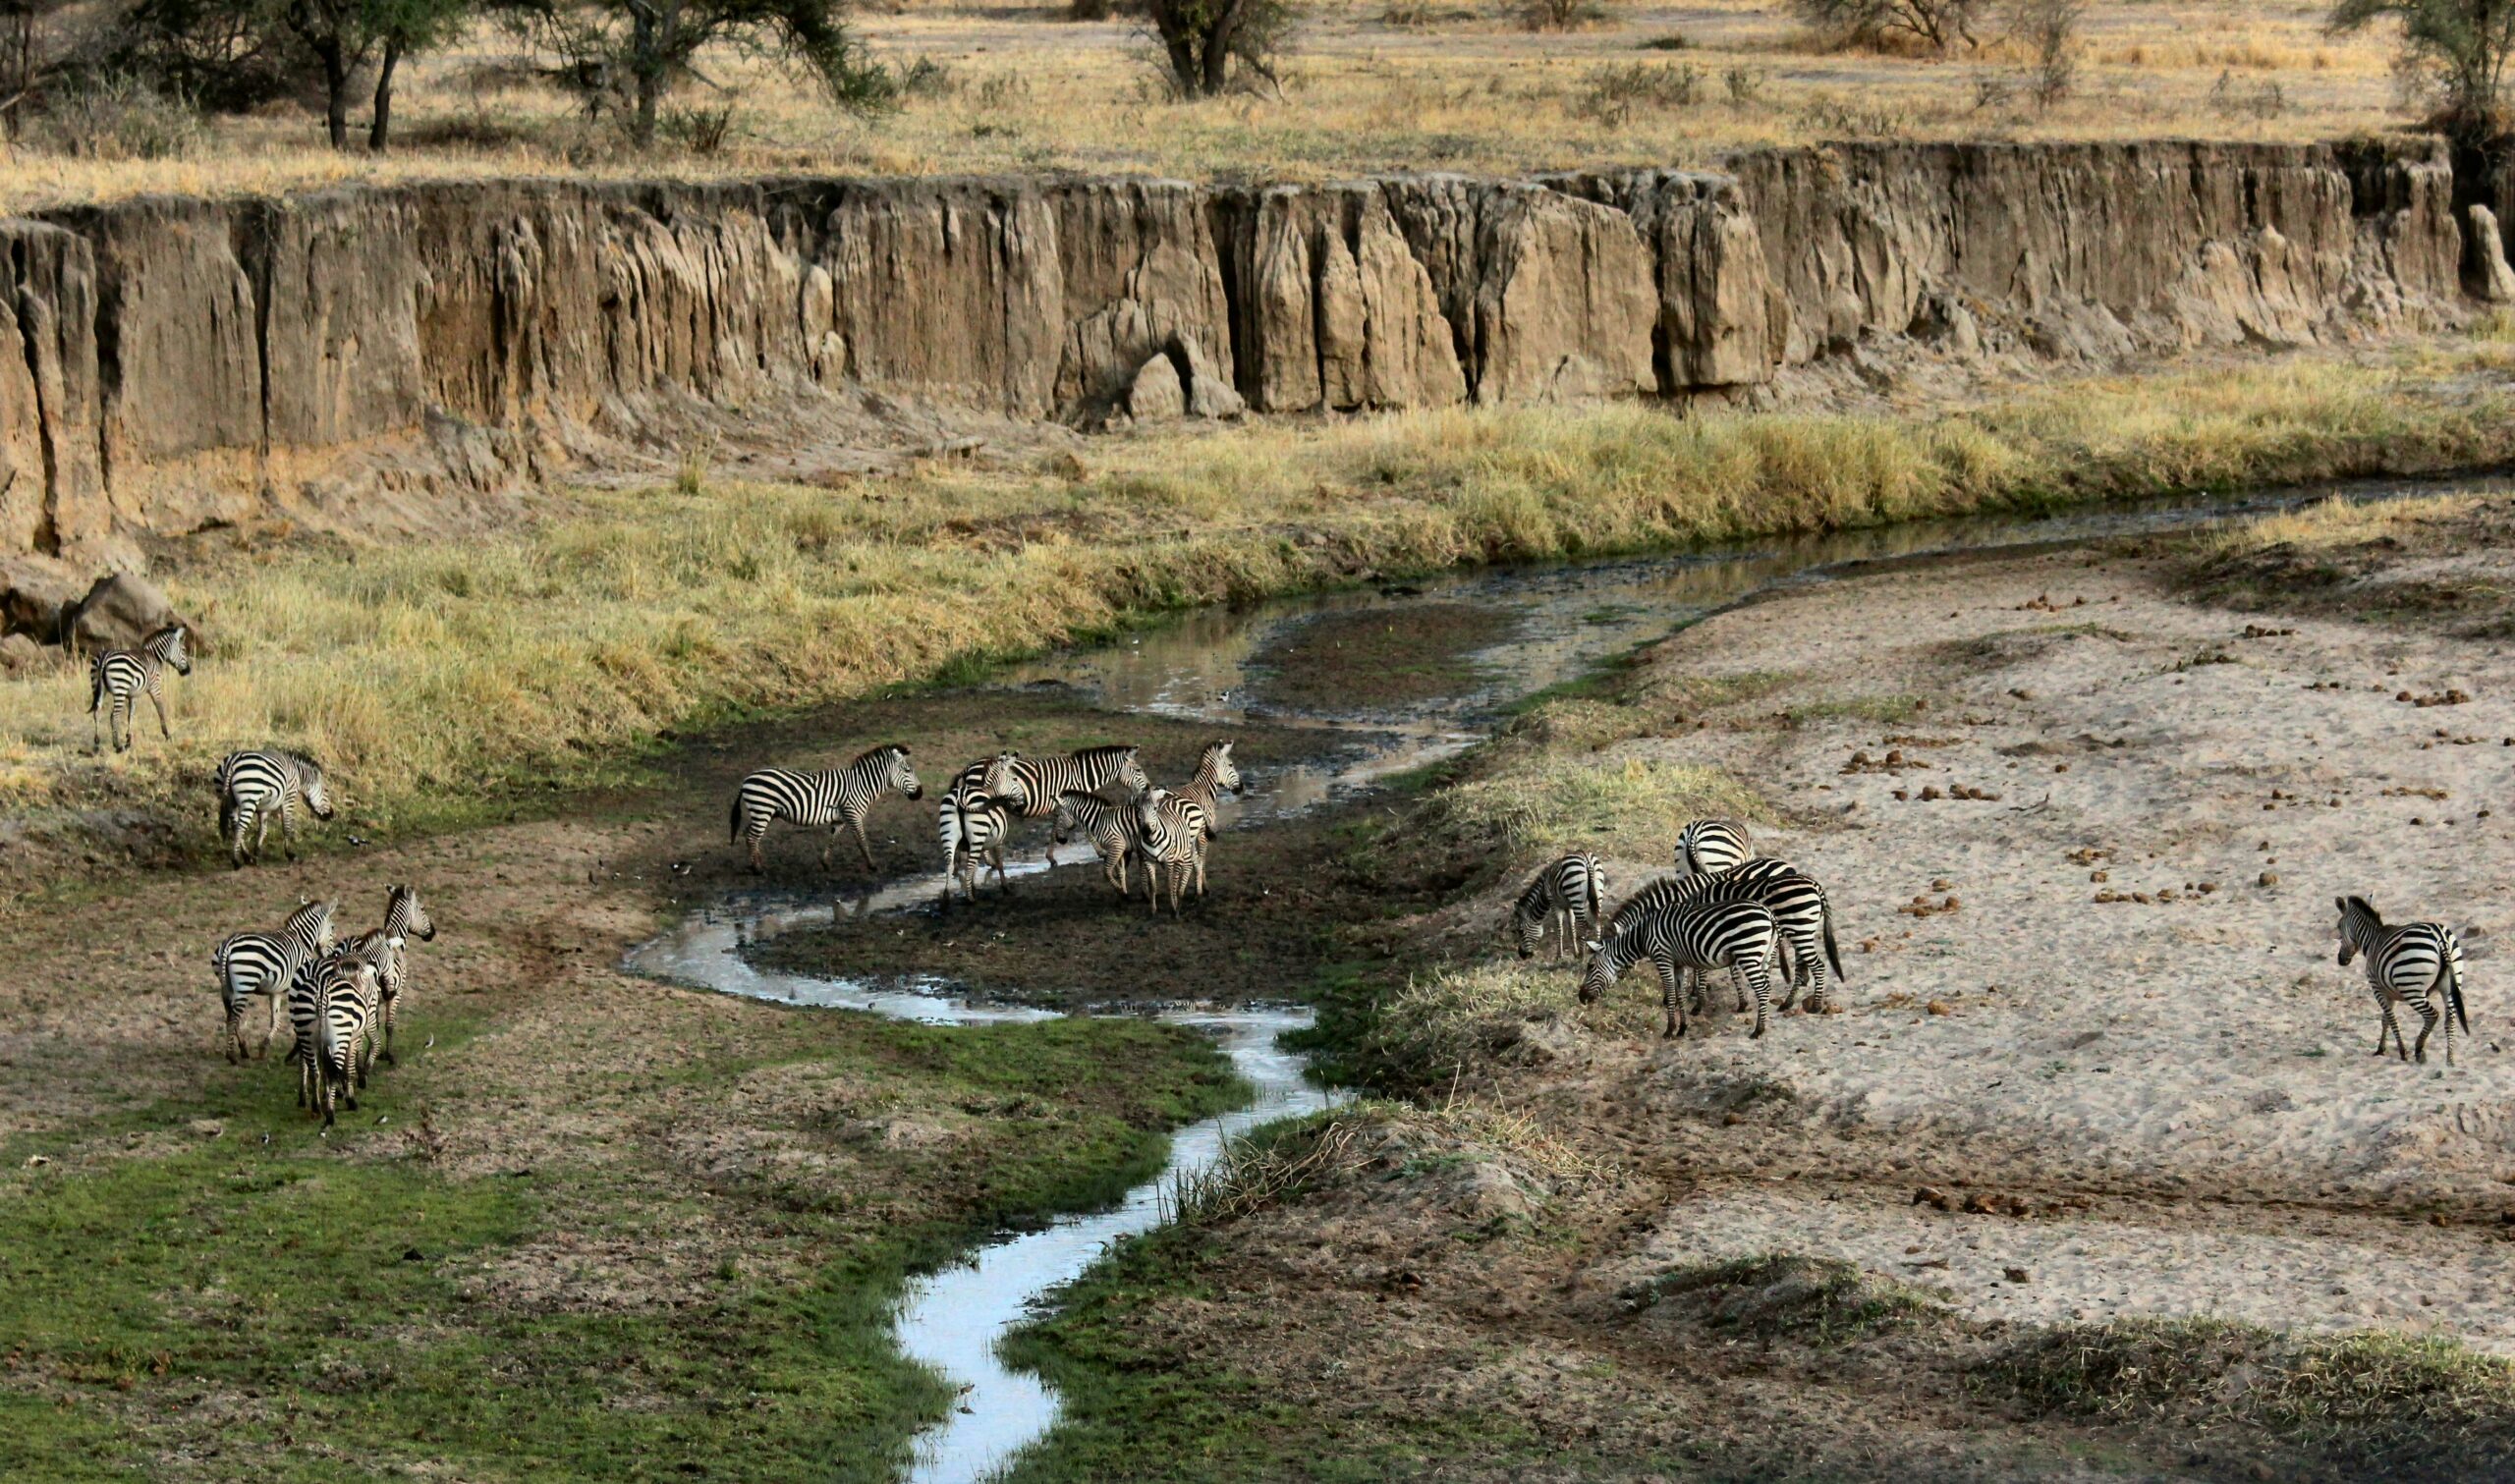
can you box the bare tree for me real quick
[1795,0,1983,52]
[2010,0,2083,110]
[2329,0,2515,140]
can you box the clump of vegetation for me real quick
[2011,0,2085,110]
[1163,1111,1362,1227]
[1574,60,1701,124]
[1420,754,1765,862]
[1624,1254,1952,1345]
[1143,0,1293,97]
[1797,0,1983,53]
[2327,0,2515,141]
[23,70,202,158]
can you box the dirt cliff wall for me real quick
[0,138,2472,561]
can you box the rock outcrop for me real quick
[0,138,2480,561]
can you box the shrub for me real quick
[28,71,202,158]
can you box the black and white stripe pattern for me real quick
[1050,791,1145,894]
[88,624,191,754]
[1511,852,1606,962]
[212,899,335,1064]
[1674,818,1752,877]
[1607,856,1843,1013]
[978,745,1149,829]
[1581,898,1781,1040]
[341,885,436,1069]
[2337,896,2471,1067]
[731,744,924,873]
[1134,742,1242,906]
[215,750,335,867]
[1133,786,1201,915]
[942,788,1015,905]
[294,956,378,1127]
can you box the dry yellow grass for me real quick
[0,352,2504,846]
[0,0,2418,213]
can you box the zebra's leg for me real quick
[233,802,256,867]
[262,990,284,1059]
[989,845,1011,895]
[1727,962,1750,1014]
[280,798,299,861]
[819,826,836,870]
[2413,994,2440,1066]
[225,996,246,1065]
[1744,954,1774,1039]
[1655,956,1686,1039]
[252,803,272,864]
[2376,989,2407,1061]
[379,991,398,1067]
[149,685,172,741]
[853,817,877,873]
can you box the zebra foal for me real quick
[1511,852,1606,962]
[1581,898,1782,1040]
[215,750,335,867]
[88,624,192,754]
[212,899,336,1063]
[2336,896,2471,1067]
[731,743,923,873]
[1050,791,1145,894]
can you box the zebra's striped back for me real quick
[2338,896,2472,1066]
[733,744,922,871]
[981,745,1148,820]
[216,750,333,864]
[1511,852,1606,960]
[1052,791,1143,893]
[1675,818,1752,877]
[213,899,336,1062]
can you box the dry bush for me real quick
[26,72,202,159]
[1573,60,1700,125]
[1523,0,1604,33]
[1796,0,1984,53]
[2011,0,2085,110]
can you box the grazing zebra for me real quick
[1674,818,1752,877]
[212,898,336,1064]
[294,956,378,1126]
[215,750,335,867]
[1511,852,1607,962]
[1606,857,1844,1013]
[979,745,1151,859]
[730,744,923,873]
[1581,899,1781,1040]
[1050,791,1146,894]
[2336,896,2471,1067]
[87,624,192,754]
[336,885,437,1069]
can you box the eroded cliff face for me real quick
[0,137,2476,561]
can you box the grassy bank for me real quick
[5,352,2512,884]
[0,997,1246,1478]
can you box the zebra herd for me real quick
[1514,819,1844,1040]
[211,884,438,1127]
[729,739,1244,914]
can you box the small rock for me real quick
[1926,1000,1953,1016]
[2260,871,2280,887]
[187,1119,223,1139]
[2003,1266,2032,1284]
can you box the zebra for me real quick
[1511,852,1607,962]
[1605,857,1844,1013]
[337,885,436,1069]
[1674,818,1752,877]
[1133,787,1201,916]
[1137,742,1242,902]
[940,784,1016,907]
[212,898,336,1064]
[294,956,379,1127]
[978,745,1151,858]
[215,750,335,867]
[87,624,192,754]
[1580,898,1782,1040]
[1050,791,1146,894]
[2336,896,2471,1067]
[730,744,923,873]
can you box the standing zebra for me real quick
[212,898,336,1064]
[333,885,437,1069]
[1135,742,1242,902]
[730,744,923,873]
[294,956,379,1126]
[942,788,1015,906]
[215,750,335,867]
[1606,857,1843,1013]
[1133,787,1200,916]
[1674,818,1752,877]
[1581,898,1781,1040]
[1511,852,1607,962]
[2336,896,2471,1067]
[1050,791,1146,894]
[88,624,192,754]
[978,745,1151,860]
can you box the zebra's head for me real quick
[1115,747,1149,793]
[1577,940,1619,1005]
[1510,902,1547,960]
[1135,786,1172,837]
[299,759,336,819]
[885,744,923,801]
[982,751,1031,810]
[2336,896,2379,965]
[1200,741,1242,795]
[1050,792,1088,844]
[390,884,437,942]
[151,624,193,676]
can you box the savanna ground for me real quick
[1002,489,2515,1480]
[0,0,2431,213]
[6,333,2515,1476]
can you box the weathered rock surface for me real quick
[2469,205,2515,303]
[62,572,180,654]
[0,138,2480,559]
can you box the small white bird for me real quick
[423,1035,435,1050]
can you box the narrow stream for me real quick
[622,474,2496,1483]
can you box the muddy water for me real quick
[624,475,2490,1483]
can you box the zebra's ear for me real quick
[1582,939,1602,954]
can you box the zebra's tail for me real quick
[1821,905,1845,984]
[2449,933,2472,1035]
[729,793,742,846]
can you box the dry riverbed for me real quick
[1010,495,2515,1481]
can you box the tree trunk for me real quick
[320,40,350,150]
[369,40,401,152]
[631,3,662,147]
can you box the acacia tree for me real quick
[364,0,469,147]
[2330,0,2515,139]
[501,0,887,147]
[1795,0,1983,51]
[1145,0,1291,97]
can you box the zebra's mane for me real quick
[854,742,909,764]
[2339,895,2381,929]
